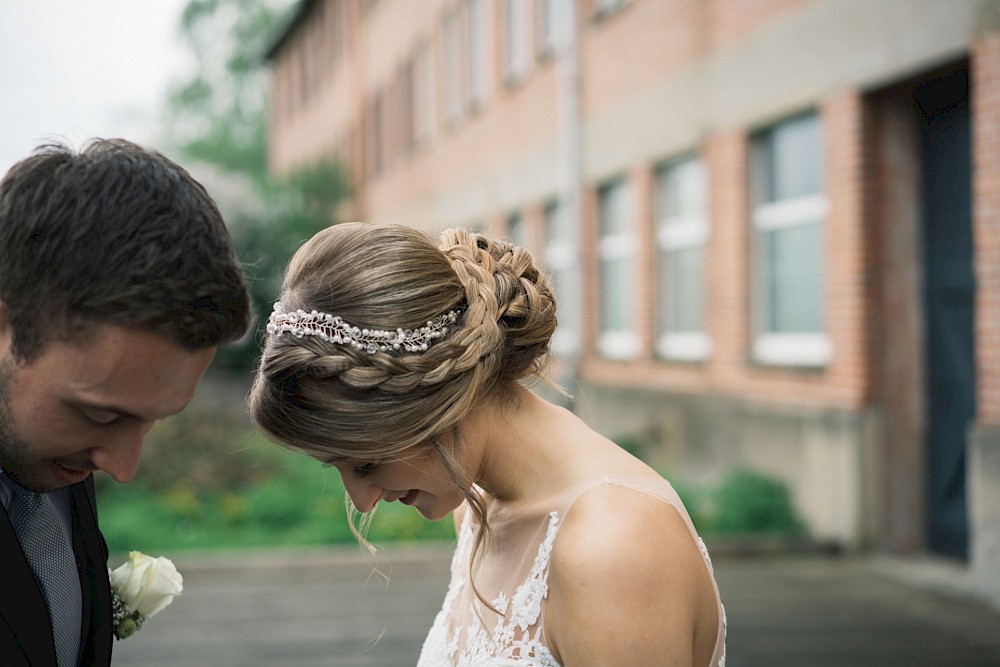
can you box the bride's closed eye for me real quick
[352,462,378,479]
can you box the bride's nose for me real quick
[340,474,383,513]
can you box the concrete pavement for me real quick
[109,546,1000,666]
[110,546,452,667]
[714,555,1000,666]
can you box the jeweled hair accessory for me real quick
[267,303,459,354]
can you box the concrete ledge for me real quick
[704,534,842,559]
[111,541,456,575]
[868,554,976,602]
[969,422,1000,610]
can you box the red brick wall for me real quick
[581,0,705,116]
[580,0,811,117]
[706,130,750,388]
[632,163,655,358]
[265,1,988,417]
[582,130,752,396]
[706,0,813,49]
[973,30,1000,425]
[581,91,871,410]
[820,90,871,404]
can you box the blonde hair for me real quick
[249,222,557,566]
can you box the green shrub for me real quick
[668,477,706,523]
[614,436,644,458]
[98,393,803,553]
[368,503,457,543]
[697,468,804,536]
[98,421,454,553]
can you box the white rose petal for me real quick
[110,551,183,619]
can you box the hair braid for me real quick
[250,221,556,458]
[439,227,557,384]
[439,229,506,383]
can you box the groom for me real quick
[0,139,250,666]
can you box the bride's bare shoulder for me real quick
[544,483,713,665]
[555,482,694,561]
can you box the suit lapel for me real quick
[70,476,113,666]
[0,477,112,667]
[0,496,58,664]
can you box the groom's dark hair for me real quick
[0,138,250,361]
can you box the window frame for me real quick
[544,198,578,356]
[443,8,463,124]
[654,154,712,362]
[507,210,527,249]
[503,0,530,84]
[749,111,831,367]
[536,0,564,58]
[597,178,640,360]
[411,40,435,147]
[594,0,630,20]
[466,0,491,109]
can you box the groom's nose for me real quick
[91,421,151,483]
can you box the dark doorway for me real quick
[916,65,975,560]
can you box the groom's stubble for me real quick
[0,355,31,486]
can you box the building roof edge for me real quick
[264,0,319,61]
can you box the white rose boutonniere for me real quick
[109,551,183,639]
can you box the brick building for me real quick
[265,0,1000,608]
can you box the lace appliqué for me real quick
[418,491,727,667]
[417,512,562,667]
[698,536,727,667]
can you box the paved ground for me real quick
[110,545,1000,666]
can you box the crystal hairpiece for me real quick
[267,303,459,354]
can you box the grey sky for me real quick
[0,0,189,174]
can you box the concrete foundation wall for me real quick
[969,424,1000,610]
[573,383,870,547]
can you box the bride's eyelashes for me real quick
[352,462,378,479]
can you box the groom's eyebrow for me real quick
[76,398,194,422]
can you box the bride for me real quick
[250,222,726,666]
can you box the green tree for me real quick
[167,0,281,176]
[164,0,349,371]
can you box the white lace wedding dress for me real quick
[416,475,727,666]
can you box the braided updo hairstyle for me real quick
[249,221,557,515]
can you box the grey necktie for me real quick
[9,484,83,667]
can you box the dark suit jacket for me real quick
[0,475,113,666]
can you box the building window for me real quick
[412,41,434,146]
[655,154,710,361]
[750,111,830,366]
[443,8,462,123]
[297,48,309,106]
[507,211,527,249]
[537,0,564,56]
[369,91,388,177]
[503,0,530,83]
[545,198,578,356]
[594,0,629,17]
[467,0,491,108]
[329,0,347,61]
[597,178,639,360]
[397,64,415,156]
